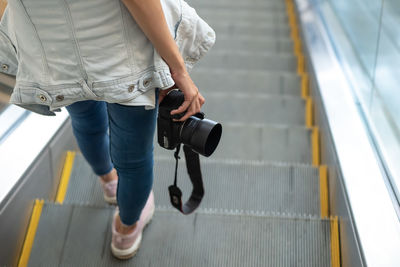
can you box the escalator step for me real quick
[28,203,332,267]
[191,68,300,95]
[210,22,290,37]
[201,92,305,125]
[188,1,286,10]
[63,155,321,216]
[212,35,293,53]
[198,12,288,24]
[199,51,296,72]
[155,124,312,163]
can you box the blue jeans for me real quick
[66,96,158,226]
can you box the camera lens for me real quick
[180,117,222,157]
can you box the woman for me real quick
[0,0,215,260]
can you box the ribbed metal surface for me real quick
[212,36,293,53]
[211,22,290,37]
[200,51,296,72]
[64,155,320,215]
[199,12,288,25]
[188,1,286,10]
[202,92,305,125]
[155,160,320,216]
[191,69,300,95]
[29,204,331,267]
[155,124,312,163]
[63,155,107,206]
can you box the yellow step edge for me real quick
[293,39,302,55]
[294,41,302,56]
[301,73,309,98]
[288,15,296,25]
[290,24,299,36]
[297,54,305,75]
[286,0,306,76]
[287,3,295,13]
[319,165,329,218]
[305,97,313,128]
[287,5,296,20]
[330,216,341,267]
[291,26,299,38]
[311,127,320,166]
[286,4,294,12]
[292,33,301,45]
[55,151,76,204]
[18,199,44,267]
[289,16,297,28]
[286,3,296,23]
[286,2,339,265]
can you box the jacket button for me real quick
[56,95,64,101]
[128,85,135,92]
[143,79,151,87]
[38,94,47,102]
[1,64,9,71]
[185,56,196,62]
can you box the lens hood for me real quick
[184,118,222,157]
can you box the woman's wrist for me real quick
[171,69,190,82]
[169,59,187,76]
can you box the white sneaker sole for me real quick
[111,232,142,260]
[111,203,155,260]
[103,194,117,205]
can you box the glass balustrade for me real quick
[317,0,400,203]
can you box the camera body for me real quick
[157,90,222,157]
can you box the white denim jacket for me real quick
[0,0,215,115]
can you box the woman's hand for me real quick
[158,70,205,122]
[169,70,205,122]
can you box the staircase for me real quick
[17,0,340,266]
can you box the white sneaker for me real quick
[99,178,117,204]
[111,191,155,260]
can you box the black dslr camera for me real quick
[158,89,222,157]
[157,89,222,214]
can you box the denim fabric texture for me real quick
[66,91,159,225]
[0,0,215,115]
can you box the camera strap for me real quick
[168,144,204,214]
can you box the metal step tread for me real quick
[201,92,305,125]
[212,36,293,53]
[28,203,332,267]
[195,7,288,16]
[199,51,297,72]
[63,154,321,216]
[209,19,291,28]
[211,22,290,36]
[191,68,301,95]
[188,1,287,10]
[201,14,289,25]
[155,123,312,163]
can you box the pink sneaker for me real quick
[111,191,155,259]
[99,178,118,205]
